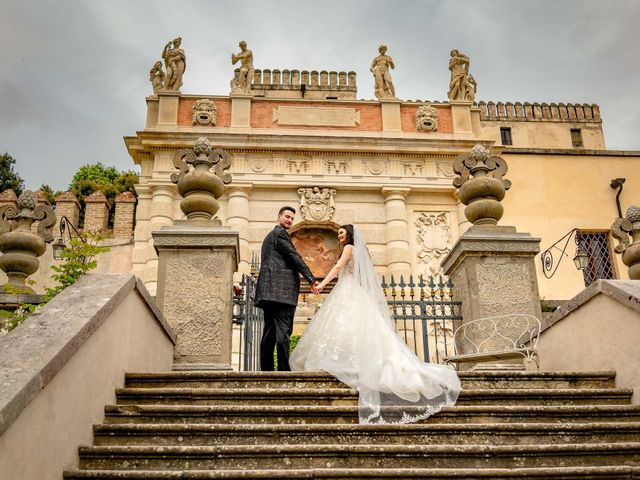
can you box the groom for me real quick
[255,206,318,371]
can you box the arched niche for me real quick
[289,220,341,278]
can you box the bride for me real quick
[290,224,461,424]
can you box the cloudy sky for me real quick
[2,0,639,191]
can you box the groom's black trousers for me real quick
[259,301,297,371]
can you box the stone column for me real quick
[153,137,239,370]
[450,100,474,139]
[380,98,402,132]
[225,184,252,275]
[441,145,542,369]
[53,191,81,239]
[230,93,252,131]
[144,184,176,294]
[84,191,110,233]
[157,91,180,126]
[382,186,411,276]
[114,191,136,240]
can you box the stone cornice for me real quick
[502,147,640,157]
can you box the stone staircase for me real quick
[64,371,640,479]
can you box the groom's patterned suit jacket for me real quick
[255,225,315,307]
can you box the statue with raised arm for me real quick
[149,61,165,94]
[231,40,254,94]
[162,37,186,92]
[370,45,396,99]
[447,49,471,101]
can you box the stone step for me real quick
[91,422,640,446]
[64,465,640,479]
[124,371,617,390]
[77,443,640,469]
[114,387,633,407]
[104,404,640,425]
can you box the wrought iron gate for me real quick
[233,273,462,371]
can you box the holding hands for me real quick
[311,280,323,295]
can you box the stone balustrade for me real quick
[236,68,357,99]
[477,101,601,122]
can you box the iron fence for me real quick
[382,274,462,364]
[233,272,462,371]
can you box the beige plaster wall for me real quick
[538,293,640,403]
[500,152,640,300]
[0,276,175,480]
[480,121,605,149]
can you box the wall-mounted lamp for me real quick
[541,228,587,278]
[610,178,626,218]
[52,216,87,261]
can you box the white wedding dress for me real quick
[290,226,461,424]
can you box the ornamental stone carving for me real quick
[192,99,217,126]
[171,137,232,221]
[149,61,165,94]
[162,37,186,92]
[416,104,439,131]
[611,205,640,279]
[448,49,476,102]
[298,187,336,221]
[416,212,452,275]
[0,190,56,292]
[370,45,396,99]
[453,144,511,225]
[231,40,254,94]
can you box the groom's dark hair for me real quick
[339,224,354,246]
[278,206,296,216]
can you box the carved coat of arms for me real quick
[416,212,452,274]
[298,187,336,221]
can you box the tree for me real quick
[0,153,25,195]
[39,184,58,206]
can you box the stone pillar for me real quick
[113,191,137,240]
[157,91,180,126]
[382,186,411,276]
[145,184,176,294]
[450,100,474,139]
[225,184,252,275]
[154,225,239,369]
[230,93,252,131]
[53,191,81,239]
[145,96,159,128]
[380,98,402,132]
[84,191,110,233]
[153,137,239,370]
[441,145,542,369]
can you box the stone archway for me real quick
[289,220,341,279]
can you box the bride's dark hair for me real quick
[339,224,355,246]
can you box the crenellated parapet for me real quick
[477,101,601,123]
[235,68,357,99]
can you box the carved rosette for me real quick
[415,212,452,275]
[611,205,640,279]
[192,99,218,126]
[0,190,56,292]
[298,187,337,221]
[415,104,439,132]
[452,144,512,225]
[171,137,232,221]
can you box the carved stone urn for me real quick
[0,190,56,292]
[171,137,232,221]
[453,144,512,225]
[611,205,640,280]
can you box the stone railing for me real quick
[238,68,357,99]
[477,101,601,122]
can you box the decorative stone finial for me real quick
[231,40,254,94]
[452,145,511,225]
[448,49,476,102]
[416,104,439,132]
[161,37,186,92]
[0,190,56,292]
[611,205,640,280]
[171,137,232,221]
